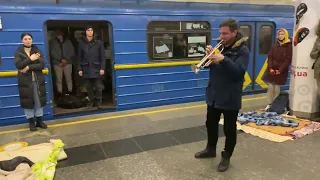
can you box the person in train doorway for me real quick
[14,33,48,131]
[263,28,292,110]
[78,25,106,109]
[310,20,320,98]
[50,30,75,98]
[194,19,250,172]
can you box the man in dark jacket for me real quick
[50,30,75,96]
[78,25,106,108]
[194,19,250,172]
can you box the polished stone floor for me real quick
[0,94,319,180]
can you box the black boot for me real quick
[217,151,231,172]
[28,118,37,131]
[36,117,47,129]
[194,145,216,158]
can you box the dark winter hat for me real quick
[85,25,93,31]
[21,32,33,40]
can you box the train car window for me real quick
[239,25,251,51]
[259,25,273,54]
[147,21,211,61]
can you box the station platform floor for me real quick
[0,93,319,180]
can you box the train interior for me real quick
[45,20,115,116]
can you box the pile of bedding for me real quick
[238,111,299,127]
[0,139,67,180]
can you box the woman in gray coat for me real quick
[14,33,48,131]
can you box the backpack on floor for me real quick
[268,91,289,115]
[56,94,86,109]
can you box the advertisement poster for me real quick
[289,0,320,115]
[187,36,206,58]
[153,36,173,59]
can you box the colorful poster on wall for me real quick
[289,0,320,117]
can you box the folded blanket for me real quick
[0,139,67,163]
[0,139,67,180]
[289,122,320,139]
[0,163,36,180]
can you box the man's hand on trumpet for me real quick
[209,53,225,63]
[205,45,213,55]
[204,46,225,66]
[204,45,215,66]
[205,55,224,66]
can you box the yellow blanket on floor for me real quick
[246,115,312,136]
[0,139,67,180]
[0,139,67,163]
[219,119,293,142]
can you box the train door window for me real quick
[147,21,211,61]
[239,25,252,51]
[45,20,115,116]
[259,25,274,54]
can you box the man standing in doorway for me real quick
[50,30,75,97]
[78,25,106,109]
[194,19,249,172]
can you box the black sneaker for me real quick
[217,151,231,172]
[195,146,216,158]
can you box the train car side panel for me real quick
[0,4,294,126]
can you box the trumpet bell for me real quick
[191,64,200,74]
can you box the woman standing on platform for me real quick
[310,20,320,96]
[263,28,292,109]
[14,33,48,131]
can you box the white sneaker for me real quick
[264,104,271,111]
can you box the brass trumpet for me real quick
[191,40,224,74]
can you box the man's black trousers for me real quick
[85,78,104,101]
[206,105,239,156]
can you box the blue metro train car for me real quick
[0,0,294,126]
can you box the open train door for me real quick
[45,20,116,116]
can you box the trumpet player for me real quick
[194,19,250,172]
